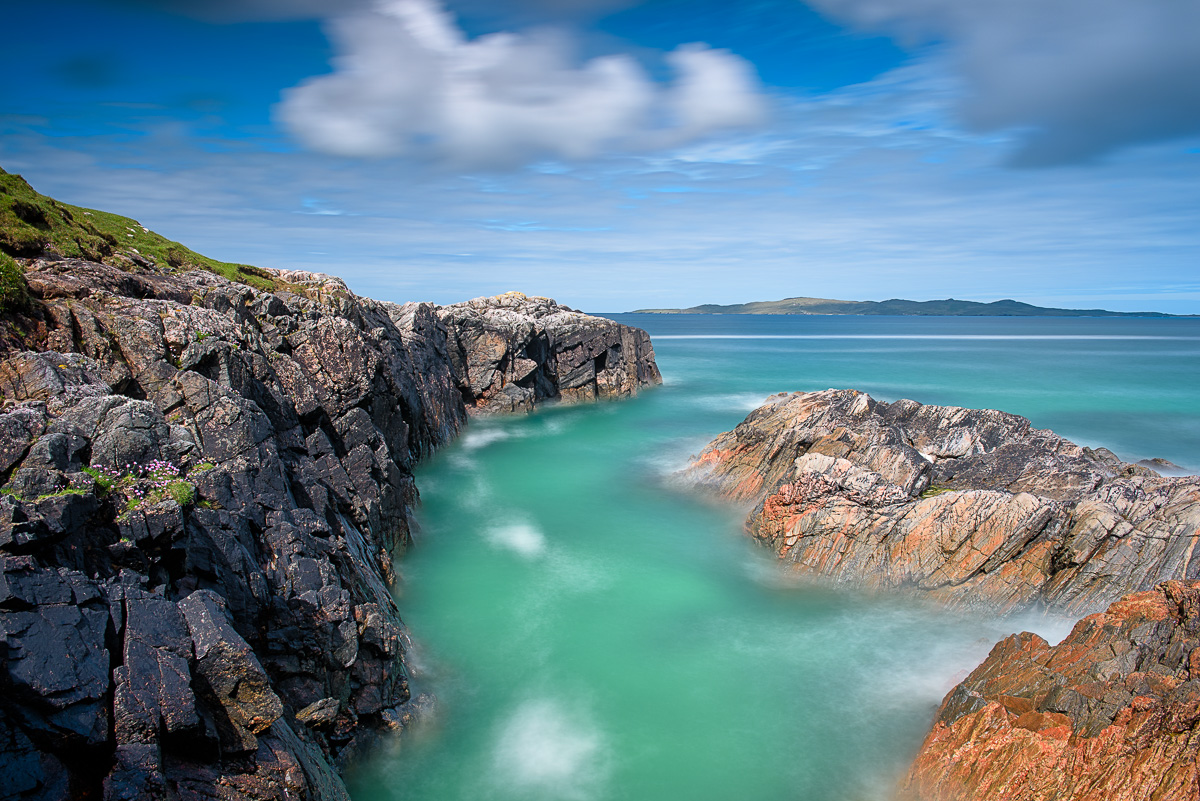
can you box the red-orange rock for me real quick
[901,581,1200,801]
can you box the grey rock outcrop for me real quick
[0,256,659,800]
[437,292,661,413]
[687,389,1200,615]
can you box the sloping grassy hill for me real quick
[0,167,276,291]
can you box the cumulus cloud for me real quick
[808,0,1200,165]
[275,0,766,167]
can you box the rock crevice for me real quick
[0,257,660,800]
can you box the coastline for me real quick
[0,255,660,799]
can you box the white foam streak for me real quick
[688,392,769,411]
[486,522,547,558]
[491,698,607,801]
[461,427,513,450]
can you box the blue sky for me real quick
[2,0,1198,312]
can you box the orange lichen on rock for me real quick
[900,580,1200,801]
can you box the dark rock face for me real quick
[902,580,1200,801]
[0,257,659,800]
[687,389,1200,615]
[437,293,661,413]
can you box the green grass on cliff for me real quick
[0,167,277,291]
[0,251,28,313]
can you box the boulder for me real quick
[179,590,282,753]
[437,292,661,413]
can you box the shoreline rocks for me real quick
[902,580,1200,801]
[686,389,1200,616]
[687,388,1200,800]
[0,256,660,800]
[437,292,661,414]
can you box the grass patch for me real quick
[920,485,952,498]
[167,480,195,506]
[81,466,114,495]
[92,459,203,513]
[35,487,87,501]
[0,251,28,313]
[0,167,277,291]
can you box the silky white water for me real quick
[349,314,1199,801]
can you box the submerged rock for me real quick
[687,389,1200,615]
[902,580,1200,801]
[0,257,660,799]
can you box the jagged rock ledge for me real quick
[436,291,660,414]
[685,388,1199,616]
[0,256,660,800]
[903,579,1200,801]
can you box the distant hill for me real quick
[631,296,1186,318]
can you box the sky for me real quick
[2,0,1198,313]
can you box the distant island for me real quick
[631,296,1187,318]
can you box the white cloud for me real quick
[7,54,1199,314]
[275,0,766,167]
[807,0,1200,165]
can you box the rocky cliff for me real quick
[437,292,660,413]
[686,389,1200,615]
[0,255,659,800]
[902,580,1200,801]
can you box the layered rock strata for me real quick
[902,580,1200,801]
[0,256,659,800]
[437,292,660,413]
[687,389,1200,615]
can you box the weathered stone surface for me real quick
[437,292,661,413]
[180,590,282,753]
[687,389,1200,614]
[0,255,660,798]
[112,589,198,746]
[902,580,1200,801]
[295,697,340,728]
[0,406,46,477]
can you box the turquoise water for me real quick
[349,315,1200,801]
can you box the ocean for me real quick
[348,314,1200,801]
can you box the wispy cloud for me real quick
[809,0,1200,165]
[275,0,766,167]
[5,2,1198,313]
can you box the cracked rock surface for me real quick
[686,388,1200,615]
[0,258,659,800]
[902,580,1200,801]
[436,292,661,413]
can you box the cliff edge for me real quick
[0,255,659,800]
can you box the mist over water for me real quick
[349,314,1199,801]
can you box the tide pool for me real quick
[348,314,1199,801]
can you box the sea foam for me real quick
[490,698,608,801]
[486,522,548,558]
